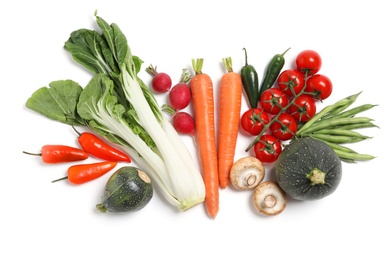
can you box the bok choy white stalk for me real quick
[26,13,205,211]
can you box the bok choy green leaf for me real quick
[26,13,205,211]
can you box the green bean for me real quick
[321,91,362,118]
[330,104,377,120]
[315,139,357,153]
[296,92,361,134]
[311,128,370,138]
[312,137,374,162]
[297,117,373,136]
[309,133,370,144]
[333,149,376,161]
[340,158,357,163]
[335,122,378,130]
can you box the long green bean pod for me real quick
[297,117,373,136]
[339,157,358,163]
[316,139,358,154]
[322,91,362,117]
[310,128,370,138]
[335,122,378,130]
[333,149,376,161]
[309,133,370,144]
[330,104,377,120]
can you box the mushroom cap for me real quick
[230,156,265,190]
[253,181,287,216]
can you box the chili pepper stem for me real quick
[51,176,68,183]
[280,47,291,57]
[22,151,42,156]
[72,125,83,136]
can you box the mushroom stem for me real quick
[245,174,257,186]
[263,195,276,208]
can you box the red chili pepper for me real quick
[52,161,118,184]
[72,126,131,163]
[23,145,89,163]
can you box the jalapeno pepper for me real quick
[259,47,290,96]
[241,48,260,109]
[23,145,89,163]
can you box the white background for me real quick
[1,1,389,259]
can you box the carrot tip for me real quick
[209,214,217,220]
[207,209,219,219]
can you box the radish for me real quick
[169,69,192,110]
[162,104,195,136]
[172,111,195,136]
[146,64,172,93]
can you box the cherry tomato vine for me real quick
[243,49,333,163]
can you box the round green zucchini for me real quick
[96,166,153,213]
[275,137,342,200]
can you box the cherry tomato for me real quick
[253,134,282,163]
[289,94,317,122]
[270,113,298,141]
[295,50,322,74]
[277,69,305,97]
[259,88,289,115]
[241,108,270,136]
[306,74,333,100]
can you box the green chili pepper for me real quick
[259,47,290,96]
[241,48,260,109]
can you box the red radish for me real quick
[170,84,191,109]
[169,69,192,110]
[172,111,195,136]
[146,64,172,93]
[162,104,195,136]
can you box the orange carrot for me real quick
[218,57,243,188]
[190,58,219,219]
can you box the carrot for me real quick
[218,57,243,188]
[190,58,219,219]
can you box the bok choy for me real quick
[25,13,205,211]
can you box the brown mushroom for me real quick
[230,156,265,190]
[253,181,287,216]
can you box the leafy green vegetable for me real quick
[25,80,84,126]
[25,13,205,211]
